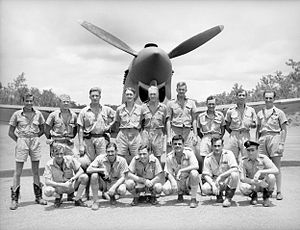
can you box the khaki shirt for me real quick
[225,105,257,131]
[43,156,81,182]
[90,155,128,182]
[77,105,115,134]
[165,147,198,179]
[197,110,225,135]
[115,103,143,129]
[239,154,276,180]
[142,102,167,129]
[46,109,77,137]
[166,98,196,128]
[128,154,162,180]
[9,108,45,138]
[257,106,288,134]
[202,149,238,178]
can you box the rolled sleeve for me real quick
[43,164,53,180]
[202,157,212,177]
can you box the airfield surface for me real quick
[0,124,300,230]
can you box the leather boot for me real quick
[10,186,20,210]
[250,191,258,205]
[33,183,47,205]
[223,186,236,207]
[263,188,273,207]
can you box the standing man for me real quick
[8,92,47,210]
[43,143,88,208]
[114,87,143,165]
[141,86,167,162]
[77,87,115,169]
[225,89,257,163]
[239,140,278,207]
[202,136,239,207]
[45,94,78,156]
[197,95,226,172]
[87,142,128,210]
[162,135,199,208]
[256,90,288,200]
[126,144,163,206]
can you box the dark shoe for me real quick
[109,195,117,205]
[190,198,198,208]
[177,194,184,202]
[216,194,224,203]
[150,196,158,205]
[74,199,87,207]
[250,192,258,205]
[10,186,20,210]
[33,183,47,205]
[67,192,74,201]
[276,192,283,200]
[54,196,62,208]
[131,197,139,206]
[263,197,271,207]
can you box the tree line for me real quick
[0,59,299,107]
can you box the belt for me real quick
[83,133,105,139]
[260,131,280,136]
[203,132,221,137]
[171,125,191,129]
[144,127,163,131]
[53,138,73,145]
[231,130,250,134]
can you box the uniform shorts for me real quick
[15,137,41,162]
[225,130,250,159]
[199,135,213,157]
[258,133,282,158]
[141,129,165,157]
[84,136,107,161]
[170,126,195,148]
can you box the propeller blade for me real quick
[79,20,137,56]
[168,25,224,59]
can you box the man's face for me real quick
[149,90,158,102]
[264,92,275,106]
[236,91,247,104]
[24,96,34,109]
[176,85,187,98]
[138,148,149,164]
[106,146,117,163]
[246,146,259,161]
[52,147,64,164]
[60,99,71,110]
[125,90,135,103]
[172,139,184,153]
[207,99,216,112]
[212,139,223,155]
[89,91,101,104]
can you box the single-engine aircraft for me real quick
[79,20,224,104]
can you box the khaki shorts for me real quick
[15,137,41,162]
[84,137,107,161]
[170,126,195,148]
[141,129,165,157]
[225,130,250,159]
[116,129,141,160]
[258,133,282,158]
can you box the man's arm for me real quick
[8,125,17,142]
[37,124,44,138]
[127,172,147,184]
[44,124,52,139]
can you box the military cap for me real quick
[244,140,260,148]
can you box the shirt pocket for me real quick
[269,114,279,125]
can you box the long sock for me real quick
[190,185,198,199]
[74,184,86,200]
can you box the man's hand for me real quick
[212,183,219,195]
[167,136,172,146]
[192,135,198,146]
[79,145,85,157]
[107,187,116,196]
[215,175,222,186]
[176,170,182,181]
[62,181,73,189]
[278,143,284,154]
[145,179,153,188]
[253,171,261,181]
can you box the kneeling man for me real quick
[202,136,239,207]
[126,144,163,206]
[239,140,278,207]
[87,142,128,210]
[163,135,199,208]
[43,143,88,208]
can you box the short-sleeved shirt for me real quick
[239,154,276,179]
[257,106,288,134]
[115,103,143,129]
[166,98,196,128]
[46,109,77,137]
[43,155,81,182]
[77,105,115,134]
[9,108,45,138]
[141,102,167,129]
[128,154,162,180]
[202,149,238,178]
[89,155,128,181]
[197,110,225,135]
[165,147,198,178]
[225,105,257,131]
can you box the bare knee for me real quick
[44,186,55,197]
[117,184,127,196]
[125,180,135,191]
[79,173,89,184]
[90,173,99,184]
[153,183,162,194]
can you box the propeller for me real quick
[79,20,138,57]
[168,25,224,59]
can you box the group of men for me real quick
[8,82,288,210]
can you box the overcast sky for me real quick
[1,0,299,105]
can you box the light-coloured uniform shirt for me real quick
[46,109,77,137]
[197,110,225,135]
[9,108,45,138]
[128,154,162,180]
[142,102,167,129]
[257,106,288,134]
[115,103,143,129]
[165,147,198,179]
[225,105,257,131]
[166,98,196,128]
[90,155,128,182]
[202,149,238,178]
[43,155,81,182]
[77,105,115,134]
[239,154,276,180]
